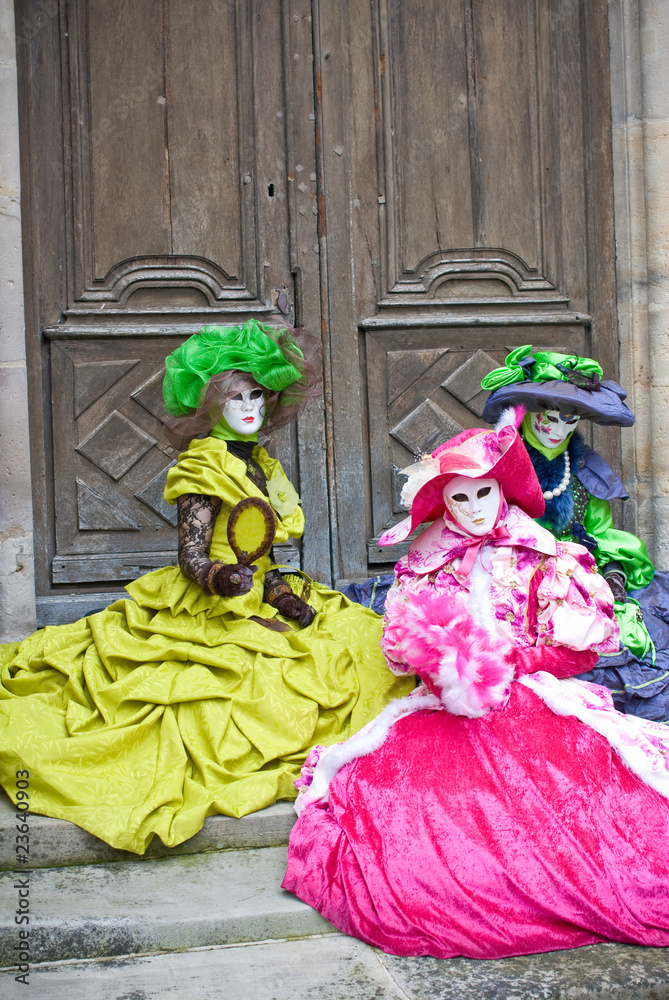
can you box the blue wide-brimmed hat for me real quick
[480,346,634,427]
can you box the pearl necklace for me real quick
[543,451,570,500]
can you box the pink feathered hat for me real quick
[383,406,545,545]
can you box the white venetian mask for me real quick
[531,409,579,448]
[443,475,501,537]
[223,388,266,435]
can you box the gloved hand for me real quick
[208,562,257,597]
[604,571,628,604]
[272,592,316,628]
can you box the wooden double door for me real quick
[17,0,617,615]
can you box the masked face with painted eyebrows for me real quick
[443,475,501,537]
[531,409,580,448]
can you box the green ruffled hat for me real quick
[480,346,634,427]
[163,320,304,416]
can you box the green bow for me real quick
[481,345,603,392]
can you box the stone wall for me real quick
[638,0,669,566]
[609,0,669,567]
[0,0,35,641]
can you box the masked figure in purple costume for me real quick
[481,347,669,722]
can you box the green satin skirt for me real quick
[0,570,411,854]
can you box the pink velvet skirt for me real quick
[283,684,669,959]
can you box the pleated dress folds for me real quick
[0,438,411,854]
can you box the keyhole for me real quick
[268,183,275,197]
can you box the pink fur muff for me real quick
[382,587,514,717]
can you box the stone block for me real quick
[383,944,669,999]
[0,792,297,870]
[0,11,16,67]
[0,366,33,530]
[0,846,333,965]
[0,213,26,364]
[0,65,20,192]
[2,934,668,998]
[0,534,34,640]
[652,496,669,571]
[0,364,35,635]
[1,935,410,1000]
[640,3,669,116]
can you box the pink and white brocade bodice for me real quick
[385,505,619,660]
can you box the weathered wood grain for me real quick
[17,0,621,606]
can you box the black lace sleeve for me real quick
[177,494,222,591]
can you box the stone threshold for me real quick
[0,791,296,870]
[2,935,668,999]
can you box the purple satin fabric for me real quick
[577,444,629,501]
[283,684,669,959]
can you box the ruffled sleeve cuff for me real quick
[535,541,620,654]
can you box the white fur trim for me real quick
[519,672,669,802]
[431,556,514,717]
[494,404,526,433]
[294,688,442,815]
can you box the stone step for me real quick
[0,791,296,870]
[2,936,669,998]
[0,844,332,966]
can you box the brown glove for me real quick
[264,569,316,627]
[207,562,257,598]
[272,592,316,628]
[603,569,628,604]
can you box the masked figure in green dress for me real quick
[481,346,669,722]
[0,320,411,854]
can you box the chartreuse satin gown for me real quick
[0,438,411,854]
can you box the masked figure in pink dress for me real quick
[282,408,669,960]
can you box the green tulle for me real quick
[163,320,304,415]
[481,345,603,391]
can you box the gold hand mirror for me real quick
[227,497,277,565]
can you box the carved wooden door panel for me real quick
[50,339,178,584]
[19,0,326,615]
[19,0,617,613]
[313,0,616,577]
